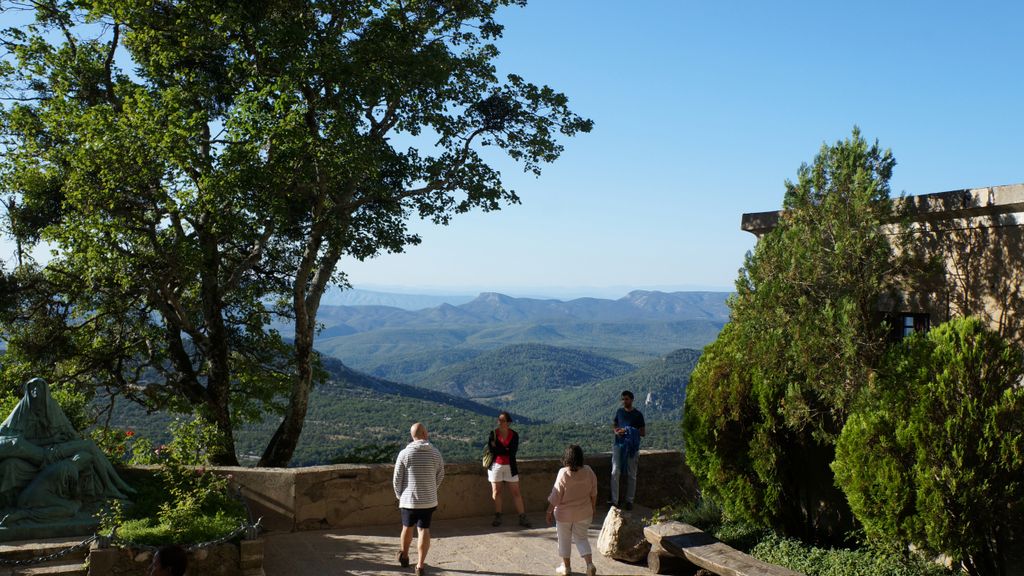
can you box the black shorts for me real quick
[400,507,437,529]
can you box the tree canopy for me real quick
[833,317,1024,576]
[0,0,591,465]
[682,129,919,543]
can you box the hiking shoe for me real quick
[606,500,617,508]
[398,551,410,568]
[491,512,502,527]
[518,513,532,528]
[623,502,633,511]
[586,563,597,576]
[554,564,570,576]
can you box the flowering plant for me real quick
[96,417,246,544]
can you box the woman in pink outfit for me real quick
[545,444,598,576]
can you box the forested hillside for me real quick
[413,343,636,398]
[323,318,722,372]
[95,290,723,465]
[98,345,698,465]
[555,348,702,421]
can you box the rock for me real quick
[596,506,651,562]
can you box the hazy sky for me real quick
[4,2,1024,299]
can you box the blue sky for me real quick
[3,2,1023,300]
[342,1,1024,298]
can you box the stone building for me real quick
[741,183,1024,346]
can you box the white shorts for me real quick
[487,463,519,483]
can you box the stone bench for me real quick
[643,521,804,576]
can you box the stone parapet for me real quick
[217,450,695,532]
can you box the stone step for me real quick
[0,537,90,570]
[12,562,87,576]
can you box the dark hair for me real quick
[621,390,634,400]
[498,410,512,424]
[155,545,187,576]
[561,444,584,472]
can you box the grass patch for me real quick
[116,510,245,546]
[649,499,952,576]
[751,533,954,576]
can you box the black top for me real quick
[487,428,520,478]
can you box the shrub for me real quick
[751,533,954,576]
[98,417,247,545]
[682,130,919,544]
[833,317,1024,575]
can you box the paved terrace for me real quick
[263,507,651,576]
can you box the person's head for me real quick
[620,390,635,410]
[149,545,187,576]
[497,411,512,429]
[410,422,428,441]
[561,444,584,472]
[23,377,50,416]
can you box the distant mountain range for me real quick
[313,290,731,329]
[305,290,731,371]
[319,287,476,310]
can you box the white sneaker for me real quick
[554,564,570,576]
[586,563,597,576]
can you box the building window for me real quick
[890,312,930,341]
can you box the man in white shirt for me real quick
[393,422,445,576]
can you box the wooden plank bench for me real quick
[644,521,805,576]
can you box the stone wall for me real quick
[218,450,695,532]
[88,539,264,576]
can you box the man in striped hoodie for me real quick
[394,422,445,576]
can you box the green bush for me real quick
[751,533,954,576]
[833,317,1024,576]
[99,417,247,545]
[682,130,916,544]
[681,323,772,529]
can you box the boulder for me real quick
[596,506,651,562]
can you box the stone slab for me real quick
[644,522,804,576]
[0,517,97,544]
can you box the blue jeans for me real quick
[610,445,638,504]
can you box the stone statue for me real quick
[0,378,133,533]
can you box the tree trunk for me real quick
[258,263,322,467]
[258,225,343,467]
[258,327,314,467]
[200,228,240,466]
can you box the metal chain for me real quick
[0,534,97,566]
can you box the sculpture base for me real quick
[0,514,99,543]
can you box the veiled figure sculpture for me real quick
[0,378,133,528]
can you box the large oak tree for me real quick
[0,0,591,465]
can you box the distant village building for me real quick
[741,183,1024,346]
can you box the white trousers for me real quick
[555,516,593,558]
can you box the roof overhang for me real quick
[740,183,1024,236]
